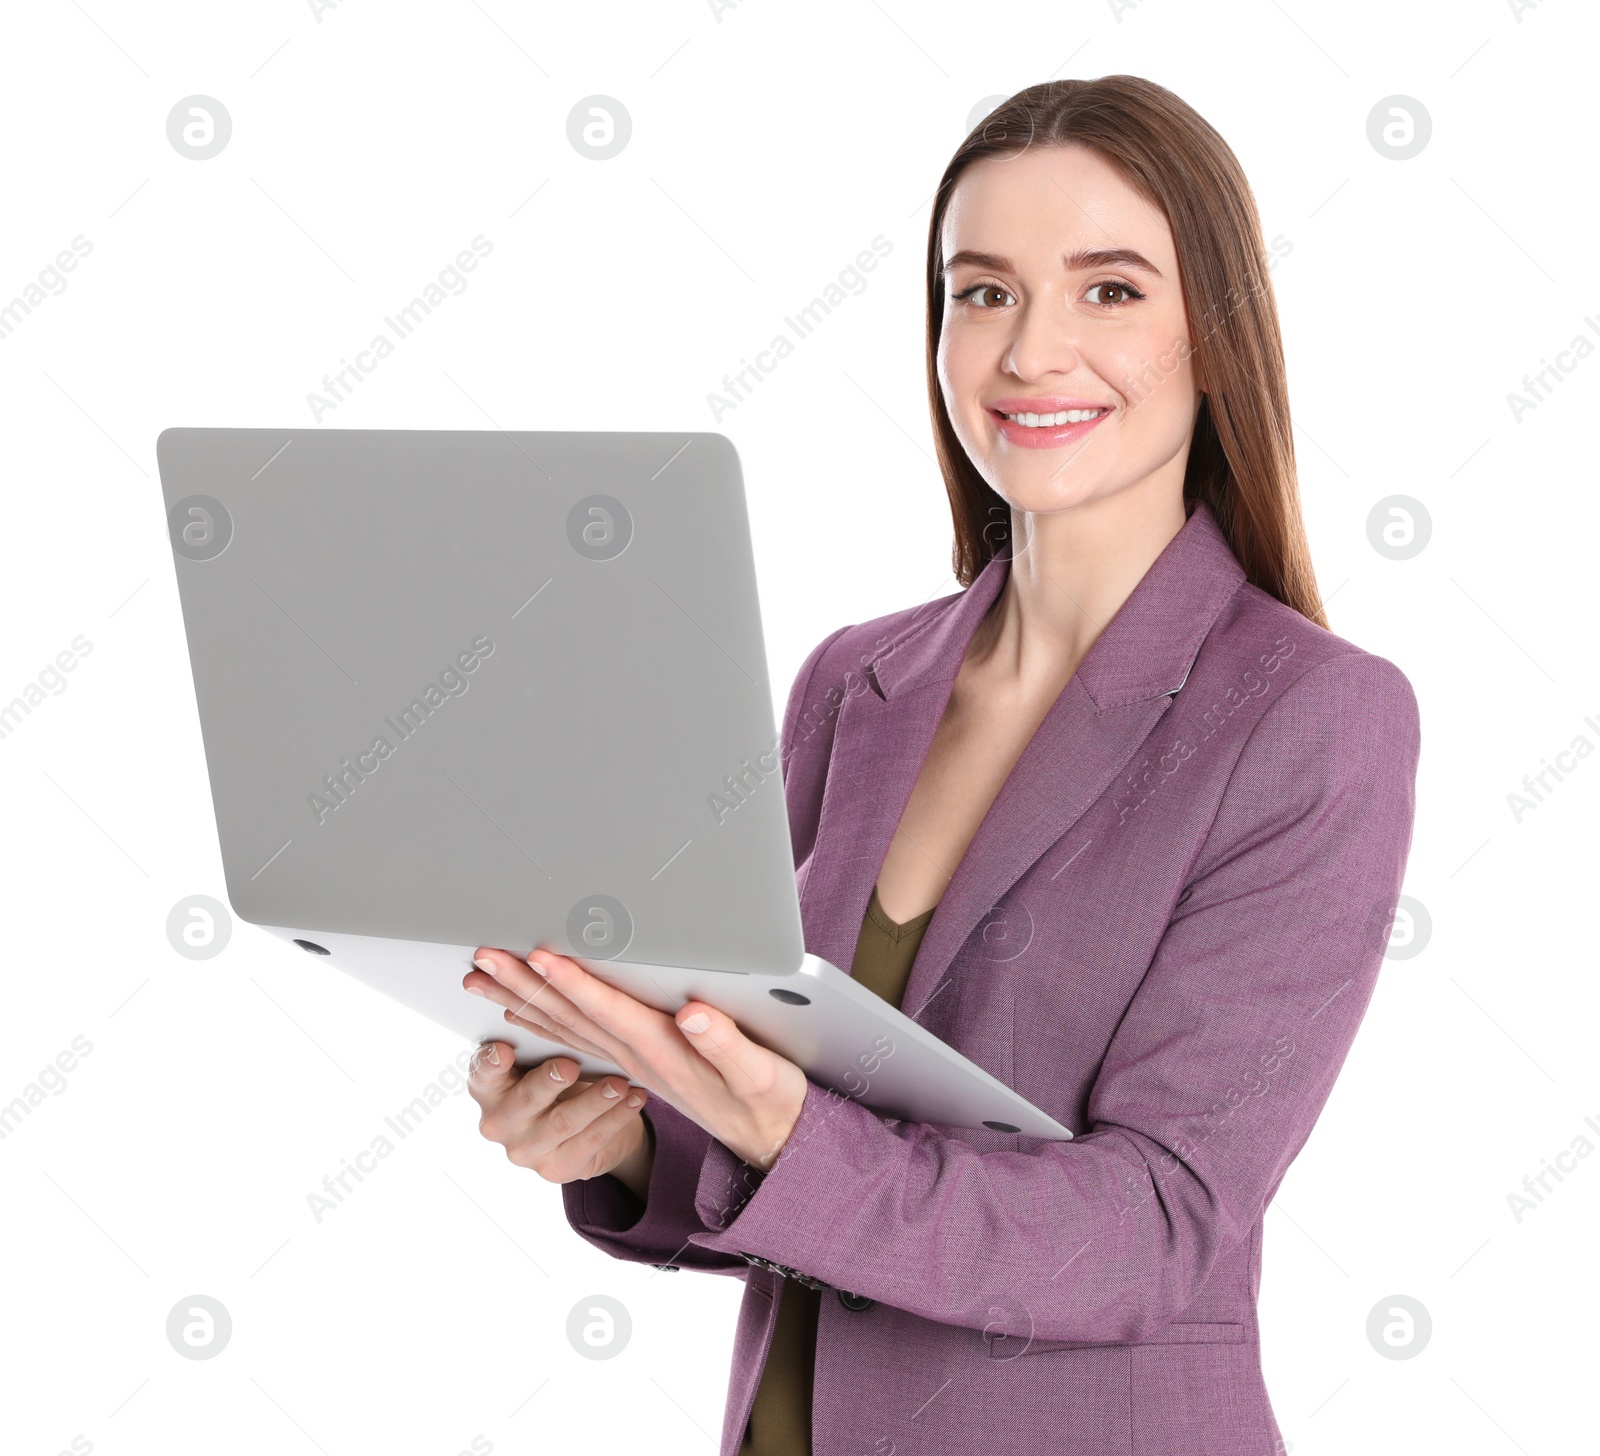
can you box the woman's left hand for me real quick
[463,945,809,1172]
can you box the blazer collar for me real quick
[868,501,1246,710]
[799,501,1249,1031]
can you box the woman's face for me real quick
[937,143,1201,519]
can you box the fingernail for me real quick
[681,1011,710,1034]
[601,1082,621,1099]
[472,956,496,973]
[465,985,487,997]
[476,1044,500,1069]
[548,1063,566,1082]
[527,958,549,979]
[626,1093,643,1108]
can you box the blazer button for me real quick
[837,1290,874,1312]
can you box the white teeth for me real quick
[1004,408,1105,427]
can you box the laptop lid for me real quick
[155,427,806,976]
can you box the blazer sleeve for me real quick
[559,622,857,1274]
[677,650,1422,1342]
[561,1093,754,1276]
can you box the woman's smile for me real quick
[988,397,1114,450]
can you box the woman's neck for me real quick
[964,476,1189,698]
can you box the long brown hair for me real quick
[926,75,1327,628]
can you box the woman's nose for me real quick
[1001,293,1084,382]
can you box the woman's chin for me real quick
[982,476,1105,520]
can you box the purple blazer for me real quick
[564,501,1421,1456]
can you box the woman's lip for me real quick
[990,407,1111,451]
[988,400,1110,414]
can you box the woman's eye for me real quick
[953,282,1015,309]
[1085,280,1145,307]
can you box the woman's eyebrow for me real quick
[942,246,1163,279]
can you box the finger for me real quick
[468,1039,555,1112]
[466,968,615,1060]
[468,954,620,1057]
[503,1008,610,1060]
[465,975,544,1041]
[675,1001,770,1095]
[516,946,688,1063]
[506,1067,644,1162]
[527,1081,649,1182]
[465,962,572,1023]
[474,1050,588,1143]
[468,1036,602,1104]
[478,950,728,1119]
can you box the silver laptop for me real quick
[155,427,1072,1140]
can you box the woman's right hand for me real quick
[468,1041,652,1195]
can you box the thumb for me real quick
[675,1002,756,1081]
[468,1039,521,1102]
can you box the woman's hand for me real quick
[467,1042,653,1193]
[463,946,809,1171]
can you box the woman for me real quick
[464,75,1420,1456]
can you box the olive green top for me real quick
[739,884,938,1456]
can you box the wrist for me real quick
[610,1113,655,1201]
[742,1082,807,1171]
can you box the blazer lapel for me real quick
[799,502,1249,1028]
[796,553,1010,975]
[899,679,1175,1026]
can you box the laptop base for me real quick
[259,924,1074,1140]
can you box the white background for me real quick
[1,2,1594,1453]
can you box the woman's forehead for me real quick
[942,147,1175,269]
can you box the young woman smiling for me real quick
[464,74,1420,1456]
